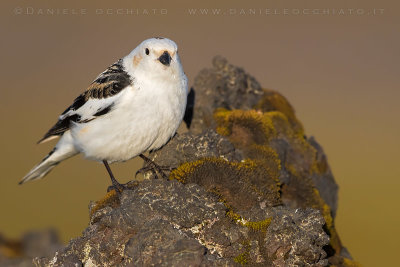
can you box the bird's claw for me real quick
[135,166,157,178]
[135,163,173,180]
[107,182,129,195]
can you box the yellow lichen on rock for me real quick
[214,107,305,149]
[214,108,277,145]
[248,144,281,174]
[253,90,296,118]
[245,218,272,233]
[168,159,205,184]
[170,157,259,184]
[90,190,118,218]
[312,188,342,254]
[170,158,279,233]
[233,240,251,265]
[234,251,249,265]
[212,104,344,260]
[226,209,242,222]
[170,157,282,210]
[253,89,304,134]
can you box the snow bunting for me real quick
[20,37,188,191]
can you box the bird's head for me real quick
[124,37,183,79]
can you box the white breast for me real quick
[70,72,187,163]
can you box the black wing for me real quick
[37,59,131,144]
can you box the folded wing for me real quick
[38,59,132,144]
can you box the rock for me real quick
[149,129,243,172]
[35,179,329,267]
[308,137,339,217]
[188,56,264,134]
[9,56,359,266]
[265,208,329,267]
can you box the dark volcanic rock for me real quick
[189,56,264,134]
[35,180,329,267]
[14,56,357,266]
[264,208,329,266]
[149,129,243,173]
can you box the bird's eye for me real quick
[145,48,149,55]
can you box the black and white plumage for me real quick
[20,37,188,186]
[37,59,131,144]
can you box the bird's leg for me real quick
[137,154,171,179]
[103,160,126,193]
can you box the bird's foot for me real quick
[103,160,138,195]
[135,165,173,179]
[107,183,127,194]
[107,180,138,194]
[137,154,173,180]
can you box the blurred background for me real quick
[1,0,399,266]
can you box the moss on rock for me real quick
[170,157,281,210]
[212,103,346,263]
[253,89,304,134]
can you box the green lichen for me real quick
[170,157,258,184]
[168,159,205,183]
[234,251,249,265]
[174,158,279,238]
[226,209,242,222]
[208,91,345,260]
[253,90,295,117]
[170,101,343,261]
[170,157,282,210]
[213,108,307,159]
[234,240,251,265]
[249,144,281,167]
[245,218,272,233]
[253,90,304,135]
[213,97,327,182]
[226,207,272,234]
[214,105,316,176]
[214,108,277,145]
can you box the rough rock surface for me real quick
[187,56,338,217]
[187,56,264,134]
[4,57,359,266]
[150,129,243,170]
[34,180,329,267]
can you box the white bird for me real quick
[20,37,188,192]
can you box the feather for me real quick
[37,60,131,144]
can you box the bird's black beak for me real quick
[158,51,171,66]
